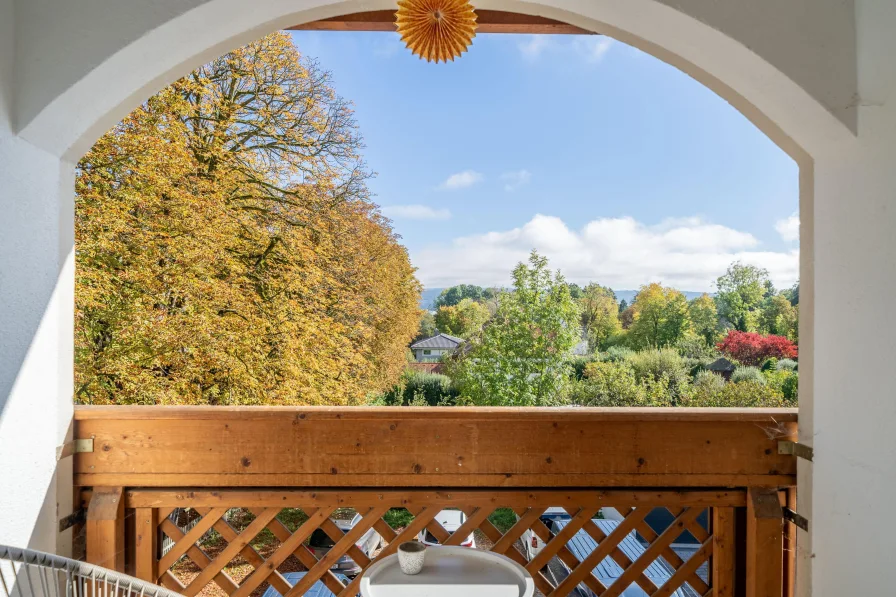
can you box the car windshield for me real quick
[423,531,439,544]
[309,529,335,548]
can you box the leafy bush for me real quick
[564,360,681,407]
[602,346,635,362]
[761,368,791,394]
[760,357,778,371]
[626,349,690,399]
[680,380,785,407]
[694,370,726,393]
[567,361,644,406]
[383,508,414,529]
[776,359,798,372]
[716,331,798,366]
[782,372,798,402]
[675,335,717,360]
[566,354,600,381]
[488,508,517,533]
[374,371,458,406]
[640,375,675,407]
[626,349,685,381]
[731,366,766,385]
[277,508,309,532]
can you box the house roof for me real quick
[410,333,464,349]
[261,572,349,597]
[554,519,700,597]
[670,545,710,585]
[643,508,708,545]
[707,357,736,372]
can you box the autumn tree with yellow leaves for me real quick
[627,283,690,349]
[75,33,421,405]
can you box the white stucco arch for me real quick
[4,1,896,595]
[15,0,856,162]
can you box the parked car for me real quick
[307,513,383,576]
[521,507,572,562]
[417,509,476,548]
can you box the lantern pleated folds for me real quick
[395,0,478,62]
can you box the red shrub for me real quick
[716,331,798,366]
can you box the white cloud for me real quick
[574,37,614,63]
[439,170,484,190]
[381,204,451,220]
[501,169,532,191]
[775,213,800,242]
[412,214,799,292]
[518,35,551,60]
[518,35,614,63]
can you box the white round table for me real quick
[359,546,535,597]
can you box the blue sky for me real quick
[289,31,800,292]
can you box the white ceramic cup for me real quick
[397,541,427,575]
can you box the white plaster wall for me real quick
[0,0,74,552]
[806,2,896,593]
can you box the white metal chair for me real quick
[0,545,182,597]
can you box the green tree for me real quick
[451,251,581,406]
[433,284,495,309]
[688,293,719,345]
[628,283,690,349]
[619,304,635,329]
[567,283,584,300]
[715,262,770,331]
[759,294,795,336]
[579,284,621,351]
[783,281,800,306]
[416,310,437,341]
[434,298,490,338]
[759,294,799,339]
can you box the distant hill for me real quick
[613,289,710,306]
[421,287,710,310]
[419,288,444,310]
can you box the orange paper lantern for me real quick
[395,0,478,63]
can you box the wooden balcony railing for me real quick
[73,406,799,597]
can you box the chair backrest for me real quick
[0,545,184,597]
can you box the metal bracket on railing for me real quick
[778,440,813,461]
[56,438,94,460]
[58,508,86,532]
[783,507,809,532]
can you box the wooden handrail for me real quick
[73,406,797,488]
[74,404,798,421]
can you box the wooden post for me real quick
[782,489,797,597]
[86,486,125,571]
[713,507,737,597]
[746,488,784,597]
[135,507,159,583]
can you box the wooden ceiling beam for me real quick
[287,10,594,35]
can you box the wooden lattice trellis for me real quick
[119,489,746,597]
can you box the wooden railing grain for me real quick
[73,406,798,488]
